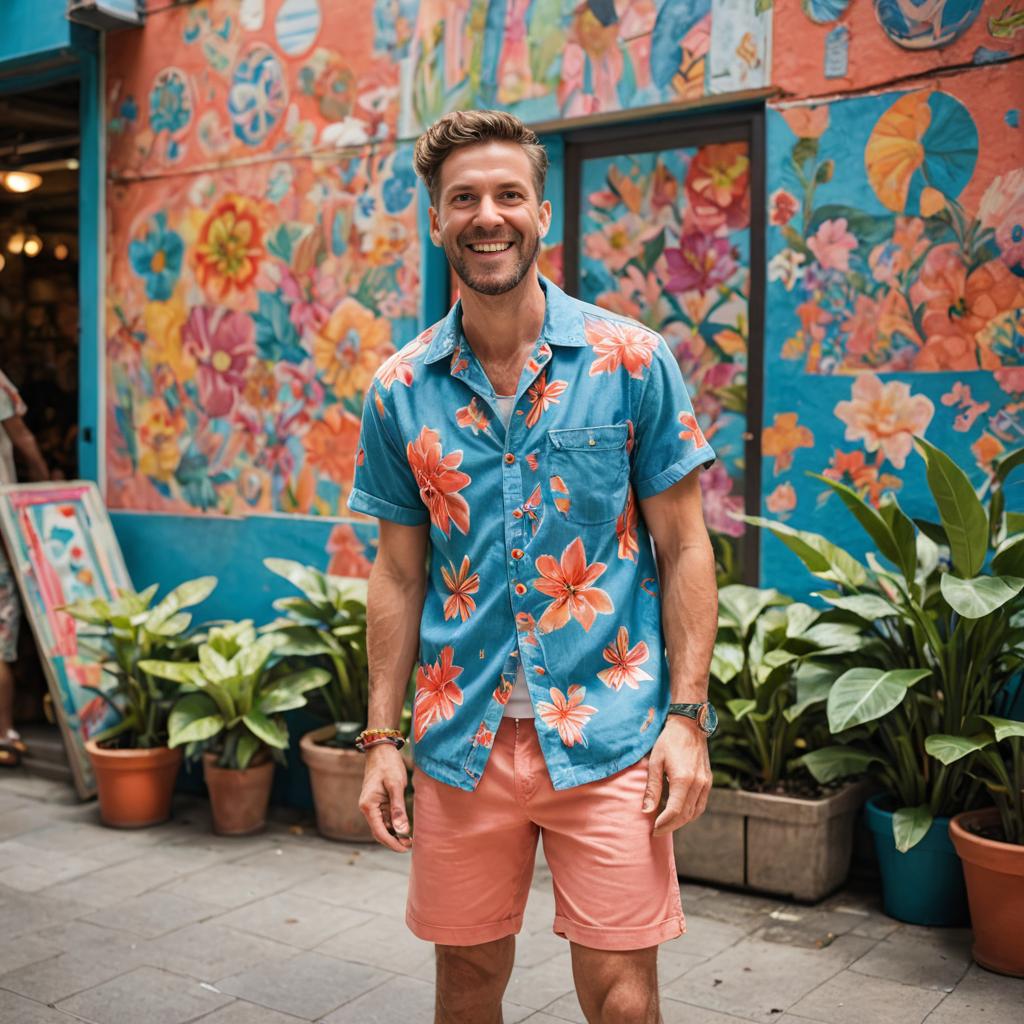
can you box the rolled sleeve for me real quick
[631,337,715,499]
[346,381,427,525]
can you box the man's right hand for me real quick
[359,744,413,853]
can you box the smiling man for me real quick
[348,110,719,1024]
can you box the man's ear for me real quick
[538,199,552,240]
[428,206,443,247]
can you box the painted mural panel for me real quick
[105,145,420,516]
[771,0,1023,99]
[762,63,1023,591]
[577,142,750,578]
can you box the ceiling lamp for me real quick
[2,171,43,194]
[0,254,5,272]
[54,243,69,261]
[7,232,25,254]
[23,234,43,257]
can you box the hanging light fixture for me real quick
[0,253,5,273]
[23,234,43,257]
[1,171,43,194]
[54,242,69,261]
[7,231,25,254]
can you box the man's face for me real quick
[429,141,552,297]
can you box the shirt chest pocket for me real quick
[545,423,630,526]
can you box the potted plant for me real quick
[263,558,377,842]
[63,577,216,828]
[141,620,328,835]
[675,583,873,901]
[931,716,1024,976]
[752,439,1024,925]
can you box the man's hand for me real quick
[642,716,712,836]
[359,744,413,853]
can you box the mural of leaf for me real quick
[650,0,711,89]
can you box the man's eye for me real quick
[502,192,523,200]
[453,194,473,203]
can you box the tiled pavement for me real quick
[1,771,1021,1024]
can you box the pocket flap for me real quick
[547,423,628,452]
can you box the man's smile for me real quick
[467,241,514,253]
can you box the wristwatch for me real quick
[667,701,718,737]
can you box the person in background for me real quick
[0,369,49,766]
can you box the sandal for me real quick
[0,744,20,767]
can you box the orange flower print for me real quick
[640,706,656,732]
[441,555,479,622]
[512,485,543,536]
[526,452,539,471]
[473,723,495,748]
[678,412,707,448]
[834,373,934,469]
[494,675,514,705]
[526,372,568,427]
[549,475,571,516]
[406,426,471,536]
[597,627,653,691]
[516,611,539,647]
[413,646,464,742]
[376,329,432,390]
[534,537,614,634]
[616,487,639,562]
[537,684,598,748]
[455,396,491,435]
[587,319,660,379]
[450,344,469,375]
[762,412,815,476]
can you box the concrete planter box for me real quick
[673,781,871,902]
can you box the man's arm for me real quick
[637,468,718,835]
[2,416,48,481]
[359,518,429,852]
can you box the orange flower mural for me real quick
[313,298,394,402]
[302,406,361,486]
[762,412,815,476]
[194,195,265,299]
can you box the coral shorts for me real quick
[407,717,685,951]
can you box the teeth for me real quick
[470,242,512,252]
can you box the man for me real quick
[348,109,718,1024]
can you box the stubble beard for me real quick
[444,229,541,297]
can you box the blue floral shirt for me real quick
[348,278,716,791]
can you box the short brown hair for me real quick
[413,109,548,207]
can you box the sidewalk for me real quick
[1,770,1021,1024]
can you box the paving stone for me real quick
[314,911,433,973]
[0,989,80,1022]
[0,841,107,892]
[290,867,410,916]
[156,860,298,909]
[0,932,58,976]
[685,891,785,933]
[789,967,944,1024]
[234,843,353,878]
[82,889,219,938]
[217,950,386,1019]
[348,844,413,878]
[0,950,138,1004]
[661,1002,755,1024]
[512,925,572,969]
[0,890,94,941]
[849,930,971,991]
[754,907,873,950]
[668,933,874,1021]
[20,920,145,966]
[0,792,28,814]
[677,914,748,957]
[14,822,126,854]
[55,965,233,1024]
[212,890,372,949]
[503,952,576,1010]
[922,963,1024,1024]
[0,806,65,841]
[317,974,433,1022]
[192,1002,307,1022]
[135,922,299,982]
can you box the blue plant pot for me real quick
[864,795,969,926]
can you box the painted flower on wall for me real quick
[684,143,750,232]
[762,412,815,475]
[834,374,935,469]
[135,397,184,482]
[313,297,394,401]
[807,218,857,272]
[194,196,265,299]
[129,212,184,300]
[182,306,256,418]
[302,405,361,486]
[664,233,738,294]
[326,523,373,578]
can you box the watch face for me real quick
[697,703,718,736]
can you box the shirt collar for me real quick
[423,275,588,366]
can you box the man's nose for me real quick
[473,195,504,229]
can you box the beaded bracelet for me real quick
[355,728,406,752]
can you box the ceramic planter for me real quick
[202,751,274,835]
[864,795,968,926]
[300,725,373,842]
[673,781,870,901]
[950,808,1024,976]
[85,741,182,828]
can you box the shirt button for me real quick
[514,583,527,596]
[534,666,545,675]
[512,509,523,519]
[511,549,524,560]
[504,453,515,465]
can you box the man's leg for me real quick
[570,943,660,1024]
[435,935,516,1024]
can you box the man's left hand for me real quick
[642,716,712,836]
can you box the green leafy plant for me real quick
[62,577,217,748]
[262,559,371,747]
[710,584,868,792]
[927,716,1024,845]
[751,439,1024,851]
[141,620,329,770]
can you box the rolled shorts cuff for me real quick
[553,913,685,951]
[406,907,523,947]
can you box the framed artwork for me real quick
[0,481,132,798]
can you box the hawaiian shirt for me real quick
[348,277,716,791]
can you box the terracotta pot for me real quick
[202,751,274,836]
[85,741,182,828]
[301,725,373,842]
[950,808,1024,977]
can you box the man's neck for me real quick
[458,268,547,363]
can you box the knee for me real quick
[598,983,658,1024]
[436,937,515,1012]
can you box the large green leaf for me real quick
[725,698,756,721]
[718,585,789,638]
[940,573,1024,619]
[145,576,217,633]
[814,593,897,620]
[264,558,329,601]
[994,446,1024,488]
[893,804,933,853]
[924,733,989,765]
[243,709,288,749]
[992,535,1024,578]
[138,659,204,686]
[168,693,223,747]
[878,497,918,584]
[746,517,867,588]
[268,667,331,697]
[798,746,882,783]
[915,438,988,578]
[783,668,833,722]
[980,715,1024,742]
[711,642,745,683]
[236,732,260,770]
[785,602,818,639]
[802,622,866,653]
[827,667,931,732]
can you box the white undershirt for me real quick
[495,394,535,719]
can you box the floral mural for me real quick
[577,142,750,578]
